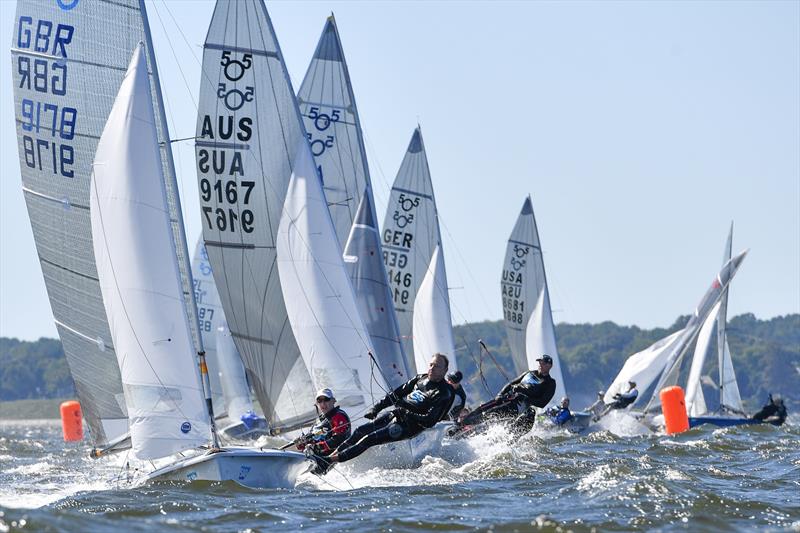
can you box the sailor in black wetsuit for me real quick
[446,371,468,421]
[457,355,556,435]
[308,353,454,474]
[752,394,787,426]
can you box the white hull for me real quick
[349,422,452,470]
[145,447,307,489]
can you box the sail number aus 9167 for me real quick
[199,178,255,233]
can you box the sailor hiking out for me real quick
[294,388,351,461]
[597,381,638,419]
[752,394,787,426]
[545,396,573,426]
[306,354,454,475]
[452,355,556,437]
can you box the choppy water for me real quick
[1,416,798,532]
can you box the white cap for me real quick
[316,388,334,400]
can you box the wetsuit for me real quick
[611,389,638,409]
[448,385,467,421]
[334,374,453,463]
[545,406,573,426]
[460,370,556,429]
[297,406,351,456]
[752,402,787,426]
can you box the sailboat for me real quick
[684,224,750,428]
[90,43,305,488]
[191,238,268,440]
[297,16,413,390]
[9,0,206,459]
[501,197,566,400]
[381,128,458,374]
[601,248,749,426]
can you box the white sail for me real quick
[216,323,255,420]
[343,193,413,388]
[603,329,687,405]
[502,195,565,404]
[525,285,565,405]
[382,128,454,371]
[196,0,316,429]
[412,245,457,373]
[91,45,209,460]
[190,239,226,413]
[685,302,720,416]
[10,0,199,448]
[277,140,388,413]
[300,16,413,388]
[717,223,744,413]
[642,249,749,413]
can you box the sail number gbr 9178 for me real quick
[15,17,75,178]
[197,49,257,234]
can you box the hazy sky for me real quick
[1,0,798,341]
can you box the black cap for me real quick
[536,355,553,365]
[447,370,463,384]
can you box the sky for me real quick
[1,0,798,341]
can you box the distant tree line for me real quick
[1,314,797,412]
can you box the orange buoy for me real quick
[660,386,689,435]
[60,400,83,442]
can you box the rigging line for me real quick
[479,339,511,382]
[150,0,199,111]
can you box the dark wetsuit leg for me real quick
[336,412,410,463]
[461,399,519,426]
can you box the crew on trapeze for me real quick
[596,381,638,419]
[305,353,454,475]
[452,354,557,436]
[544,396,573,426]
[752,394,787,426]
[446,370,468,422]
[294,388,351,462]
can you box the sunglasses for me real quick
[316,397,332,403]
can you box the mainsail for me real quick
[91,45,209,460]
[10,0,200,447]
[502,196,565,403]
[382,128,455,372]
[684,224,744,416]
[298,17,412,387]
[640,249,749,413]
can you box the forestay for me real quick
[412,245,457,373]
[196,0,315,428]
[502,196,565,404]
[382,128,455,371]
[91,45,209,460]
[10,0,199,447]
[299,17,412,387]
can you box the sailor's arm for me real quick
[373,376,419,413]
[498,372,527,397]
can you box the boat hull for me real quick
[146,448,307,488]
[688,416,757,429]
[350,422,452,470]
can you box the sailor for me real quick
[307,353,454,475]
[752,394,787,426]
[598,381,638,418]
[446,370,468,421]
[456,355,557,433]
[545,396,573,426]
[295,388,351,465]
